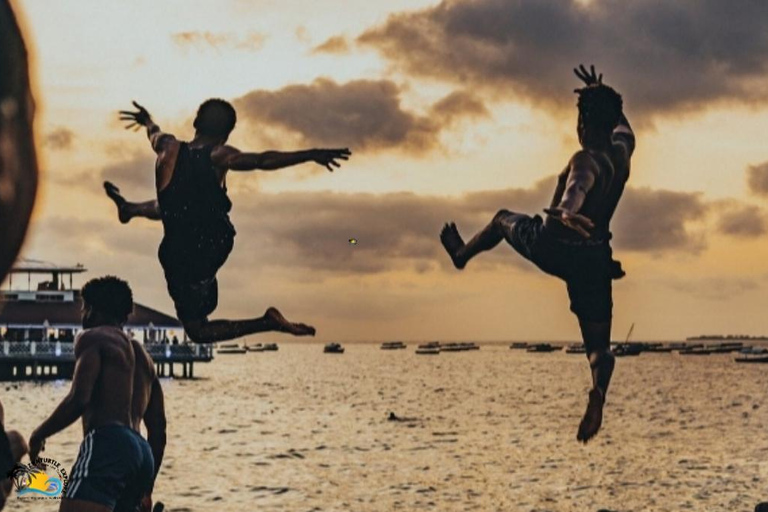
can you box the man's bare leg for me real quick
[577,320,615,443]
[440,210,523,269]
[184,307,315,343]
[103,181,161,223]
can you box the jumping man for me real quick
[440,65,635,443]
[104,99,351,342]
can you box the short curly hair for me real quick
[81,276,133,324]
[576,84,623,137]
[193,98,236,138]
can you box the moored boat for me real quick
[324,343,345,354]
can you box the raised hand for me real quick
[544,207,595,238]
[119,101,153,131]
[573,64,603,88]
[312,148,351,172]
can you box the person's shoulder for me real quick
[569,149,601,171]
[210,144,240,165]
[74,329,107,355]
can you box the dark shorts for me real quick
[159,228,235,322]
[500,211,623,323]
[64,424,154,512]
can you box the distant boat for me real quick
[613,343,642,357]
[441,342,479,352]
[324,343,345,354]
[217,343,247,355]
[381,341,407,350]
[416,342,440,355]
[247,343,278,352]
[509,342,529,350]
[526,343,558,353]
[565,343,586,354]
[735,354,768,363]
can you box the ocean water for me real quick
[4,343,768,511]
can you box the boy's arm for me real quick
[120,101,177,155]
[212,146,351,172]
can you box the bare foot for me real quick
[265,307,315,336]
[103,181,131,224]
[577,388,605,443]
[440,222,466,269]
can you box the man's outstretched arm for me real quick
[213,146,351,172]
[28,335,101,460]
[120,101,176,155]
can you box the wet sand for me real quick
[4,344,768,511]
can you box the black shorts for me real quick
[501,212,623,323]
[64,425,154,512]
[159,229,235,322]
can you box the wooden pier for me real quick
[0,341,213,381]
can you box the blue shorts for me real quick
[64,424,154,512]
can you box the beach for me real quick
[4,343,768,511]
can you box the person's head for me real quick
[80,276,133,328]
[575,84,623,150]
[193,98,237,143]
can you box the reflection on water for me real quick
[5,343,768,511]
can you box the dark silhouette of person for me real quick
[440,65,635,443]
[104,99,351,342]
[30,276,167,512]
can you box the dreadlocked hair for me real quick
[576,84,623,137]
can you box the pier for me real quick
[0,341,213,381]
[0,259,214,381]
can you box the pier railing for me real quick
[0,341,213,381]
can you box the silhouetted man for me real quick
[105,99,351,342]
[440,65,635,443]
[29,276,167,512]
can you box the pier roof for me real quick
[0,298,181,329]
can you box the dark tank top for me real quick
[547,142,630,243]
[157,143,236,241]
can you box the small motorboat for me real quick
[416,342,440,355]
[565,343,586,354]
[324,343,345,354]
[246,343,265,352]
[217,343,247,354]
[526,343,558,353]
[381,341,407,350]
[735,354,768,363]
[262,343,278,351]
[613,343,643,357]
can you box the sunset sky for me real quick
[10,0,768,341]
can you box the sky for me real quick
[8,0,768,341]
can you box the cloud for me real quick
[44,128,75,150]
[358,0,768,118]
[224,180,713,277]
[233,78,487,154]
[747,162,768,197]
[171,31,266,52]
[716,204,767,238]
[612,187,708,253]
[312,36,351,54]
[662,276,761,301]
